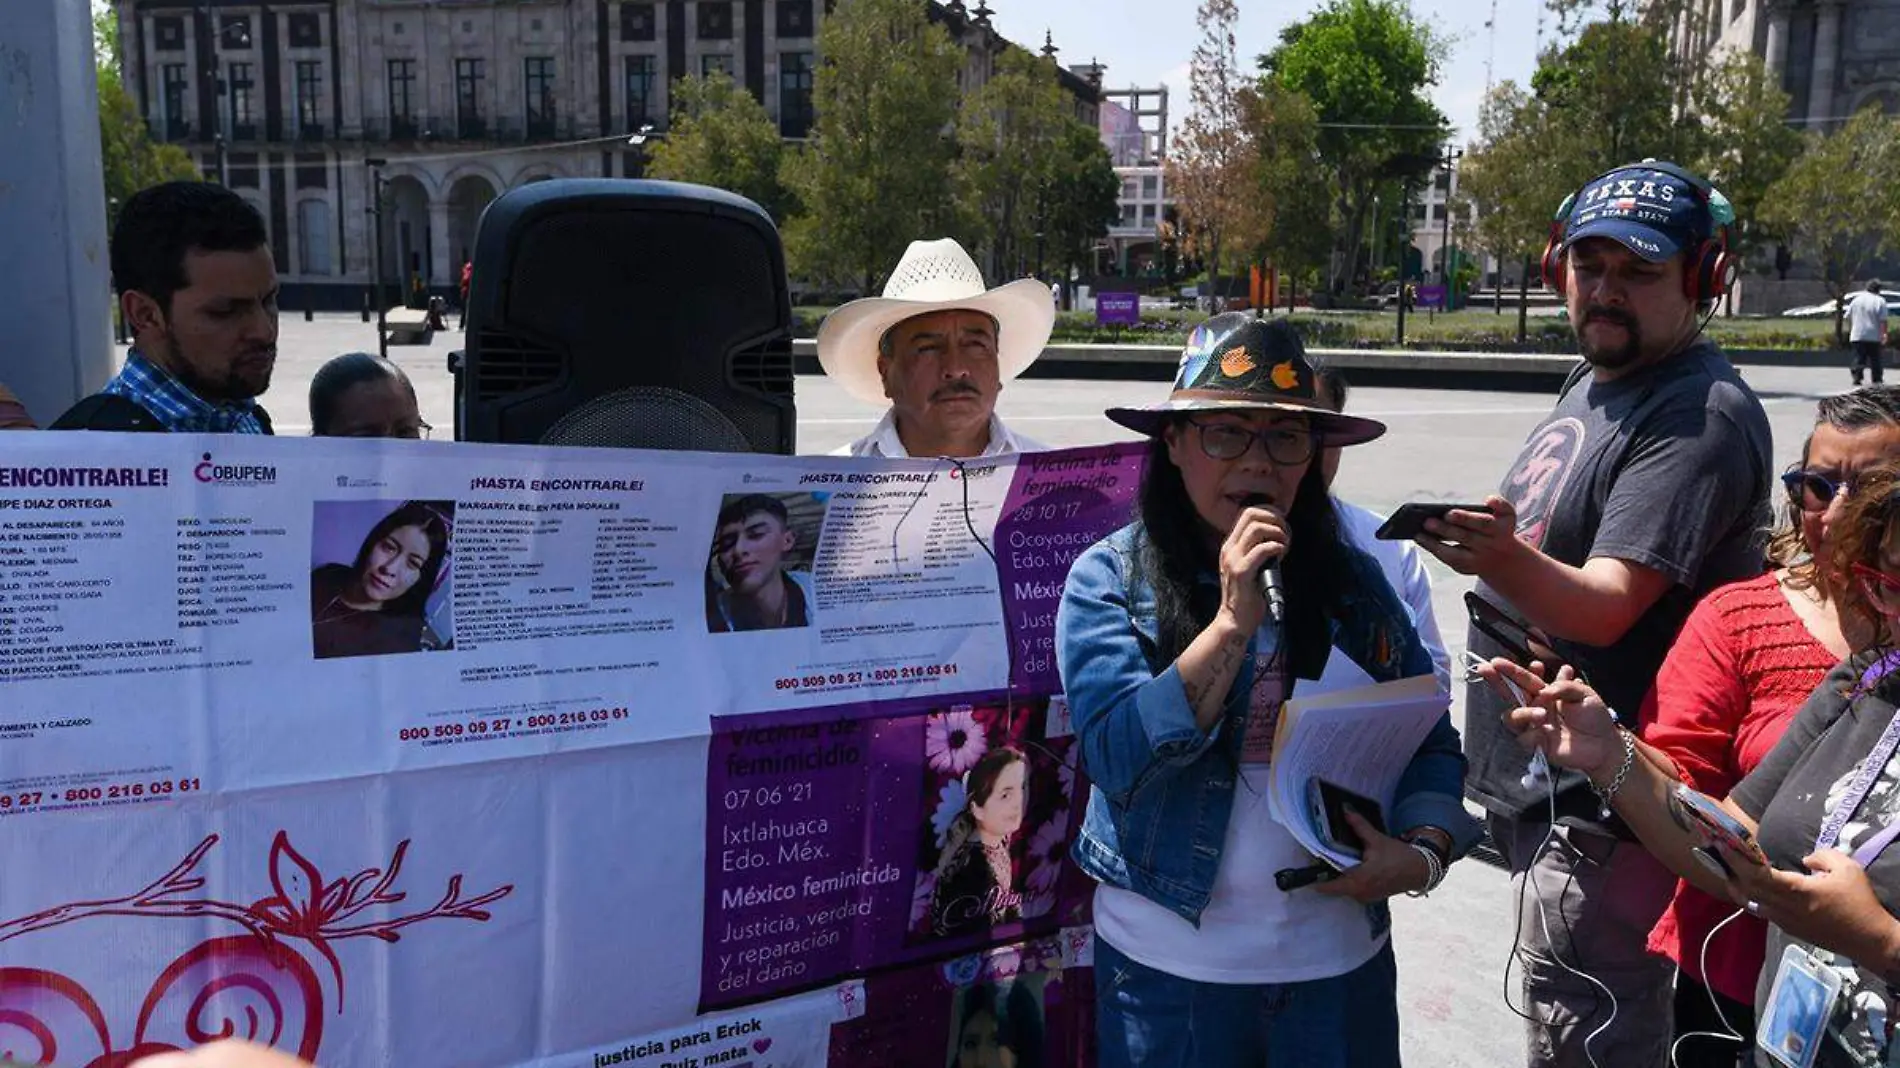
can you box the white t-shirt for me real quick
[1332,497,1450,692]
[1092,638,1390,984]
[1090,498,1448,984]
[1848,290,1889,344]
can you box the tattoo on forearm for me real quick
[1190,634,1245,713]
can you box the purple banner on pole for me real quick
[1416,284,1446,309]
[1095,292,1140,325]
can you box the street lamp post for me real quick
[1440,146,1463,310]
[193,0,234,185]
[1396,179,1411,346]
[366,157,389,360]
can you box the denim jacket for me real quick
[1055,523,1482,925]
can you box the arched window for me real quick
[298,199,333,275]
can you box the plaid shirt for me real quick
[102,350,270,434]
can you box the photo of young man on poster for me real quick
[704,492,826,634]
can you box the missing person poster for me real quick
[0,433,1140,1068]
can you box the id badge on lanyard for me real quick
[1772,663,1900,1066]
[1760,943,1845,1068]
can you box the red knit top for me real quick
[1639,571,1838,1004]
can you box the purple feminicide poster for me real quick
[992,443,1146,693]
[699,697,1090,1013]
[699,442,1143,1039]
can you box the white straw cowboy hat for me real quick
[816,238,1057,406]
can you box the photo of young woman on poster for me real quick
[947,979,1045,1068]
[309,500,454,659]
[928,746,1028,938]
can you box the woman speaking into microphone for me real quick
[1056,313,1479,1067]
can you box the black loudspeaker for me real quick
[454,179,795,453]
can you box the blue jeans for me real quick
[1094,935,1402,1068]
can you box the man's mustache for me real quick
[931,381,982,402]
[1583,307,1637,330]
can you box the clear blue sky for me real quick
[984,0,1548,146]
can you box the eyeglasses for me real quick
[1782,468,1853,512]
[1189,418,1315,465]
[1853,563,1900,610]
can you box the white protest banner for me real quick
[0,432,1143,1067]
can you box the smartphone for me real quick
[1308,778,1386,857]
[1668,783,1767,875]
[1375,502,1494,541]
[1464,591,1571,677]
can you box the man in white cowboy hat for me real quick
[818,238,1056,459]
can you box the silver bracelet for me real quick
[1404,840,1446,897]
[1592,727,1637,820]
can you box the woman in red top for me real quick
[1640,386,1900,1066]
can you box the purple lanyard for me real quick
[1814,654,1900,864]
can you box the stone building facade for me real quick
[117,0,1100,308]
[1667,0,1900,126]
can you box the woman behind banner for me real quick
[1479,460,1900,1068]
[311,501,451,659]
[1055,313,1481,1067]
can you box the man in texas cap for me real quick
[817,238,1056,459]
[1414,160,1772,1068]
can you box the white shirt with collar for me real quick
[1331,496,1450,692]
[832,409,1047,458]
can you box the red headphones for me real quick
[1539,160,1736,304]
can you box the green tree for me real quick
[645,73,795,221]
[1457,80,1571,332]
[781,0,961,291]
[1530,16,1699,176]
[1688,49,1801,272]
[1260,0,1446,296]
[1759,107,1900,339]
[95,5,198,231]
[953,49,1073,280]
[1245,83,1331,308]
[1039,120,1121,288]
[1167,0,1265,308]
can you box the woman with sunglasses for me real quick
[1479,458,1900,1068]
[1611,388,1900,1065]
[1057,314,1480,1067]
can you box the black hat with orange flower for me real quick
[1105,312,1387,446]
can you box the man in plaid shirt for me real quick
[52,182,279,434]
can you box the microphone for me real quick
[1243,493,1287,625]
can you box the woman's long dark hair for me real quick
[352,501,451,619]
[1132,422,1344,682]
